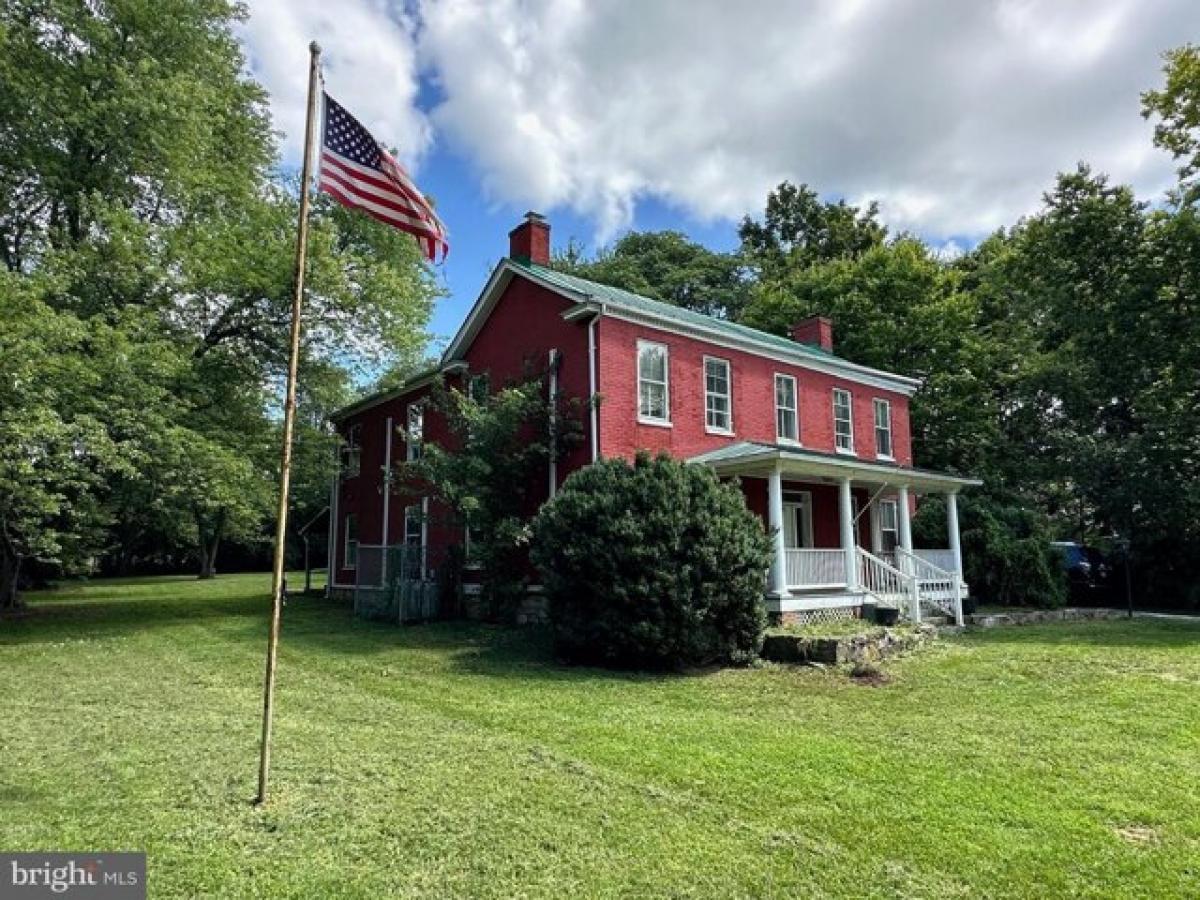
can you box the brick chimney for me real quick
[791,315,833,352]
[509,211,550,266]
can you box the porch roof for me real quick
[689,441,981,493]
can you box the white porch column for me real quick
[946,491,962,576]
[767,464,787,596]
[838,476,858,590]
[897,484,913,561]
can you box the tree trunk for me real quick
[197,509,226,580]
[0,545,24,611]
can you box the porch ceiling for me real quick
[689,441,981,493]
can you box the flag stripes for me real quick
[317,92,448,261]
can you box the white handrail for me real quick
[784,548,847,589]
[896,548,964,626]
[857,547,921,622]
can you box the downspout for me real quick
[588,314,599,463]
[382,416,393,585]
[326,441,339,593]
[548,348,560,497]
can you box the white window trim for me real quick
[774,373,800,445]
[833,388,855,455]
[873,397,894,461]
[703,355,734,435]
[343,513,358,571]
[636,339,671,426]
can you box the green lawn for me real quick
[2,574,1198,898]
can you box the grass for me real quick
[2,574,1199,898]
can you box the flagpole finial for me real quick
[309,40,321,55]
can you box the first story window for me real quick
[637,340,670,423]
[878,499,899,555]
[874,398,893,459]
[341,423,362,477]
[704,356,732,432]
[343,513,358,569]
[833,388,854,453]
[403,502,426,579]
[775,374,798,442]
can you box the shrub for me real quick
[531,452,772,668]
[913,491,1067,608]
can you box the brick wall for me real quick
[596,316,913,465]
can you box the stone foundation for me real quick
[761,624,937,665]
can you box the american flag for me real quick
[318,93,448,261]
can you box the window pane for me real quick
[640,381,666,419]
[640,345,665,381]
[777,407,797,440]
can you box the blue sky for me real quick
[240,0,1197,357]
[418,148,742,351]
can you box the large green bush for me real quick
[531,453,772,668]
[913,492,1067,609]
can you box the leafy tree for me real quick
[738,181,886,277]
[0,0,439,594]
[913,493,1066,609]
[402,376,587,618]
[0,0,272,270]
[553,230,749,319]
[1143,44,1200,204]
[532,453,771,668]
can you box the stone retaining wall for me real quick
[964,607,1125,628]
[761,624,937,665]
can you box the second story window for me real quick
[406,403,424,462]
[775,374,798,443]
[704,357,732,433]
[833,388,854,454]
[341,423,362,477]
[637,340,670,424]
[874,398,893,459]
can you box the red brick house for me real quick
[328,214,979,625]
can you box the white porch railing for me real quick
[784,549,847,589]
[913,548,957,573]
[897,547,964,625]
[857,547,921,621]
[854,547,916,624]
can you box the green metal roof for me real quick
[517,260,839,363]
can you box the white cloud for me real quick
[240,0,1199,242]
[239,0,430,169]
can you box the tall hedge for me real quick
[531,453,772,668]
